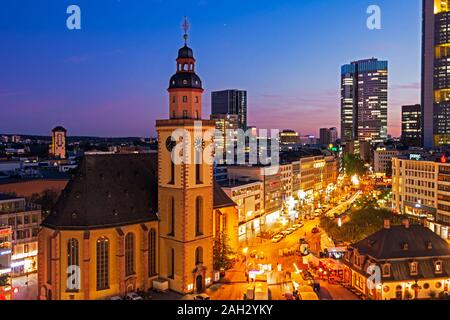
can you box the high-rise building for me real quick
[319,127,338,146]
[211,90,247,130]
[210,114,239,164]
[50,126,67,159]
[341,58,388,143]
[422,0,450,148]
[401,104,422,147]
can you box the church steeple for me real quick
[168,17,203,120]
[156,19,215,294]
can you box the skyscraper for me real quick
[422,0,450,148]
[401,104,422,147]
[211,89,247,130]
[341,58,388,144]
[319,127,338,146]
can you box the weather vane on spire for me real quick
[182,16,190,45]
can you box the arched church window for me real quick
[96,237,110,290]
[125,233,135,276]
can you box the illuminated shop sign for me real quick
[0,250,11,256]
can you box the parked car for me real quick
[125,292,144,300]
[250,250,258,258]
[194,294,211,300]
[272,235,284,243]
[281,230,291,237]
[109,296,122,301]
[293,223,303,229]
[286,227,296,234]
[312,227,320,234]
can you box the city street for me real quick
[12,273,37,300]
[208,190,362,300]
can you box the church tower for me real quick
[156,18,215,294]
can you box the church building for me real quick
[37,24,237,300]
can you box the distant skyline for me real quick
[1,0,422,138]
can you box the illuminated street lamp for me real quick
[351,175,360,187]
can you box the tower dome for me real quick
[178,45,194,59]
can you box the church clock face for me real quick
[165,136,176,152]
[194,137,205,151]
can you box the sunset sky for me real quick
[0,0,422,138]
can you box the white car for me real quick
[272,235,284,243]
[125,292,144,300]
[286,227,296,234]
[292,224,303,229]
[109,296,122,301]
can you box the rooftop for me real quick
[352,224,450,260]
[42,153,236,230]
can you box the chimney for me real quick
[402,218,410,229]
[384,219,391,229]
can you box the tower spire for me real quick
[182,16,190,45]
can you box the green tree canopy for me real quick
[343,154,367,177]
[320,207,404,244]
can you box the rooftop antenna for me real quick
[182,16,190,46]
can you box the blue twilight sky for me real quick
[0,0,422,137]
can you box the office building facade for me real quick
[211,90,247,131]
[341,58,388,143]
[422,0,450,148]
[401,104,422,147]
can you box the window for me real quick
[47,237,52,284]
[172,96,176,103]
[169,160,175,185]
[168,248,175,279]
[195,149,203,184]
[183,110,188,119]
[195,197,203,236]
[195,247,203,265]
[396,285,403,300]
[195,96,199,103]
[435,261,443,274]
[183,96,188,103]
[382,264,391,277]
[148,229,157,277]
[96,237,109,291]
[67,239,79,291]
[168,197,175,236]
[410,262,418,275]
[125,233,135,276]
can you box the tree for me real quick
[343,154,367,177]
[29,189,59,218]
[213,231,235,271]
[320,208,404,243]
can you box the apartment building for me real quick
[227,165,282,229]
[219,178,263,244]
[0,194,41,276]
[392,156,450,240]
